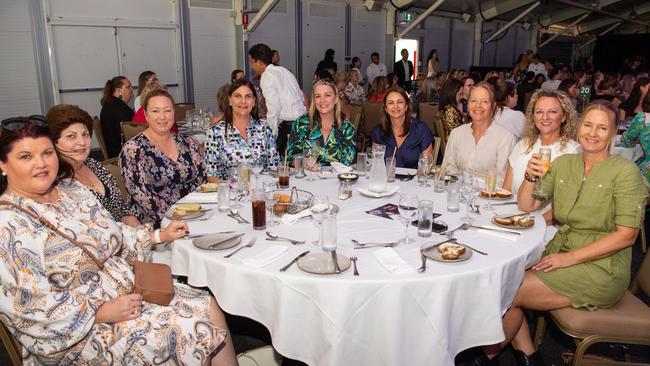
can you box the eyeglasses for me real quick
[1,115,48,131]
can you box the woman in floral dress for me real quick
[286,79,357,169]
[204,79,278,180]
[621,111,650,185]
[0,119,237,365]
[120,90,205,226]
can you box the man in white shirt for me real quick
[366,52,387,88]
[249,43,306,155]
[541,67,565,93]
[527,54,547,79]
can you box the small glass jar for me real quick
[338,180,352,200]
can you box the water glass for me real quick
[417,156,431,187]
[250,158,264,188]
[217,182,230,212]
[320,210,338,252]
[417,200,434,237]
[432,165,445,193]
[294,154,305,179]
[385,156,396,183]
[356,152,367,176]
[446,180,460,212]
[265,192,279,226]
[277,162,290,188]
[251,188,266,230]
[460,179,475,224]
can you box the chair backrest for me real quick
[92,116,109,161]
[174,102,195,124]
[361,101,384,137]
[237,345,282,366]
[102,157,128,199]
[633,246,650,295]
[120,122,146,145]
[431,136,442,165]
[0,322,22,366]
[433,117,447,153]
[347,104,362,131]
[418,103,439,137]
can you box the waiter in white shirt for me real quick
[526,54,548,79]
[366,52,387,87]
[249,43,307,155]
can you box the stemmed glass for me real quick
[264,182,279,226]
[483,168,497,212]
[228,167,241,208]
[251,158,264,189]
[311,195,330,223]
[460,173,475,224]
[398,193,419,244]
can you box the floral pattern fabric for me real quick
[204,118,279,179]
[0,181,225,365]
[84,157,137,222]
[286,113,357,166]
[621,112,650,184]
[119,133,205,225]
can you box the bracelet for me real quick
[154,229,162,244]
[524,172,538,183]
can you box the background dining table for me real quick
[154,169,547,366]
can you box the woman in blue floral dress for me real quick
[204,79,279,179]
[621,111,650,184]
[286,79,357,169]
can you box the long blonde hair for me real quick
[522,90,577,154]
[308,79,343,131]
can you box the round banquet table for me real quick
[155,170,546,366]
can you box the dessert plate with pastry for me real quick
[491,214,535,230]
[422,242,473,262]
[165,203,210,220]
[196,182,219,193]
[479,189,513,200]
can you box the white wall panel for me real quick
[351,5,386,78]
[119,27,180,86]
[48,0,176,22]
[481,22,498,66]
[248,0,297,76]
[495,24,516,67]
[189,6,237,112]
[0,0,42,119]
[450,19,474,71]
[421,16,450,73]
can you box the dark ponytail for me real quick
[101,76,127,106]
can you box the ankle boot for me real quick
[512,349,544,366]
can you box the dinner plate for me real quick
[297,253,351,274]
[165,207,207,220]
[423,245,473,262]
[490,217,535,230]
[317,170,337,179]
[356,185,400,198]
[192,233,242,250]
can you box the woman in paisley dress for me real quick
[46,104,141,226]
[120,90,206,226]
[204,79,279,180]
[0,119,237,365]
[286,79,357,169]
[621,111,650,185]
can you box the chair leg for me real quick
[533,315,546,351]
[641,222,647,253]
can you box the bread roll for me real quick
[176,203,202,212]
[494,216,514,225]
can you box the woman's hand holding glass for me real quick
[525,153,548,180]
[160,221,189,242]
[95,293,143,323]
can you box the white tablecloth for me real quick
[155,172,546,366]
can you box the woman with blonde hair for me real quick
[502,90,581,221]
[286,79,356,169]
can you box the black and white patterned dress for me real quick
[84,158,138,222]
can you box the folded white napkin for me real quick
[477,227,518,241]
[374,248,414,274]
[356,185,400,198]
[242,245,289,267]
[281,208,312,225]
[331,162,353,173]
[182,192,219,203]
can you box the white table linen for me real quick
[155,172,546,366]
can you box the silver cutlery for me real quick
[279,250,310,272]
[350,256,359,276]
[224,237,257,258]
[331,250,342,273]
[421,237,457,253]
[418,254,427,273]
[266,231,305,245]
[351,239,399,249]
[184,230,236,239]
[227,213,246,224]
[494,212,529,219]
[490,201,517,206]
[442,223,469,237]
[229,208,250,223]
[470,225,521,235]
[459,243,488,255]
[209,233,246,248]
[470,204,481,215]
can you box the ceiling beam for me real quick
[247,0,279,33]
[577,21,622,49]
[538,0,621,27]
[539,12,590,48]
[577,2,650,33]
[480,0,537,21]
[396,0,445,39]
[483,1,541,44]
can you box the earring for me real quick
[1,171,6,176]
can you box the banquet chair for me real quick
[360,101,384,148]
[533,249,650,366]
[434,117,447,153]
[431,136,442,165]
[418,103,439,137]
[174,102,194,124]
[120,121,146,145]
[0,321,22,366]
[236,346,282,366]
[92,116,109,161]
[102,157,128,199]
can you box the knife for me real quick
[331,250,342,273]
[471,225,521,235]
[184,230,236,239]
[490,201,517,206]
[421,238,457,253]
[209,233,246,248]
[279,251,310,272]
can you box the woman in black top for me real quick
[100,76,134,158]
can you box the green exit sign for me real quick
[404,12,414,21]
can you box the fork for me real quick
[351,239,399,249]
[418,254,427,273]
[266,231,305,245]
[442,223,469,238]
[350,256,359,276]
[224,237,257,258]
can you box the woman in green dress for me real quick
[286,79,356,169]
[467,102,647,366]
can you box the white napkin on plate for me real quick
[242,245,289,267]
[331,162,353,173]
[374,248,414,274]
[356,185,400,198]
[281,209,312,225]
[477,227,518,241]
[182,192,219,203]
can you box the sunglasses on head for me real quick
[1,115,48,131]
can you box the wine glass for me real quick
[398,193,419,244]
[532,148,551,199]
[251,158,264,188]
[460,175,475,224]
[483,168,497,212]
[311,195,330,224]
[264,182,279,226]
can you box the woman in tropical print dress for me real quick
[286,79,356,169]
[0,119,237,365]
[621,111,650,185]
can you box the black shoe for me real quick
[455,347,493,366]
[512,349,544,366]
